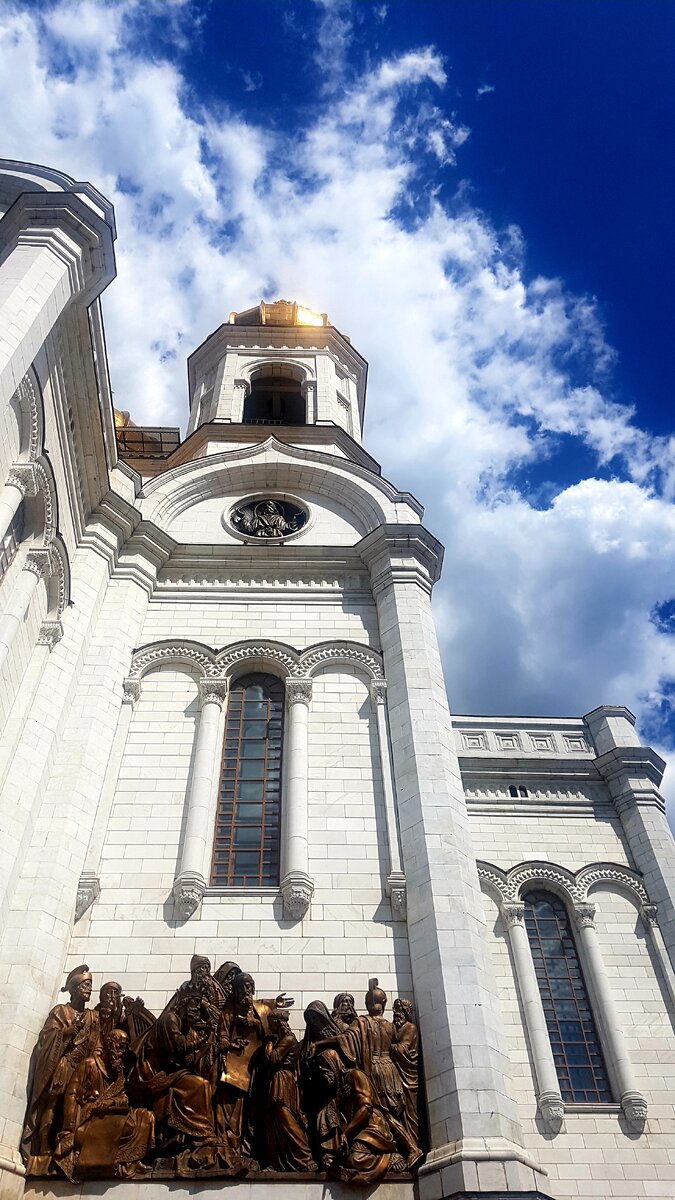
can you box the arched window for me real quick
[243,374,305,426]
[210,673,284,887]
[523,889,611,1103]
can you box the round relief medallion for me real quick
[229,497,308,539]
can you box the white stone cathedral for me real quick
[1,157,675,1200]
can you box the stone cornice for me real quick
[0,190,116,304]
[357,524,444,593]
[155,421,383,477]
[595,745,666,790]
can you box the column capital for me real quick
[198,677,228,708]
[501,900,526,928]
[24,547,52,580]
[286,677,313,708]
[387,871,407,919]
[233,377,250,397]
[37,619,63,649]
[7,461,38,498]
[640,903,659,927]
[370,677,388,705]
[573,901,597,931]
[122,678,141,706]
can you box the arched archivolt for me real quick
[128,639,217,683]
[45,535,70,619]
[477,858,651,913]
[216,639,301,681]
[576,862,649,909]
[245,359,314,386]
[300,640,384,681]
[15,368,44,462]
[140,437,418,535]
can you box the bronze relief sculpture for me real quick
[230,498,307,539]
[21,956,423,1185]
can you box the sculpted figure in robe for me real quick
[129,959,219,1171]
[215,969,294,1161]
[260,1009,316,1172]
[54,1029,154,1181]
[391,997,421,1148]
[21,965,99,1174]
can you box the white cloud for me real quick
[2,0,675,816]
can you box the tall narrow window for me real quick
[523,889,611,1103]
[210,673,283,887]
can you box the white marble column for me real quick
[641,903,675,1013]
[281,677,314,919]
[500,901,565,1132]
[574,901,647,1130]
[0,547,50,670]
[370,678,406,918]
[0,463,37,547]
[173,678,228,918]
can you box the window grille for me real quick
[210,673,283,887]
[523,889,611,1103]
[0,505,24,584]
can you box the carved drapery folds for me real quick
[22,958,423,1184]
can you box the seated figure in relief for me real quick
[129,961,219,1172]
[54,1029,154,1181]
[313,1049,403,1184]
[21,965,99,1174]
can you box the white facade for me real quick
[0,159,674,1200]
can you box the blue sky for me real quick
[3,0,675,801]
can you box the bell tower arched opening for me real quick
[243,373,306,426]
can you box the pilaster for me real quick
[585,705,675,969]
[359,526,552,1199]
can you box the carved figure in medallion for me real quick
[313,1049,402,1184]
[21,964,99,1174]
[231,498,305,539]
[54,1029,154,1181]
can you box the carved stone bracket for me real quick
[75,872,101,922]
[538,1089,565,1133]
[387,871,407,919]
[281,869,314,920]
[621,1089,648,1130]
[173,870,207,919]
[37,619,63,649]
